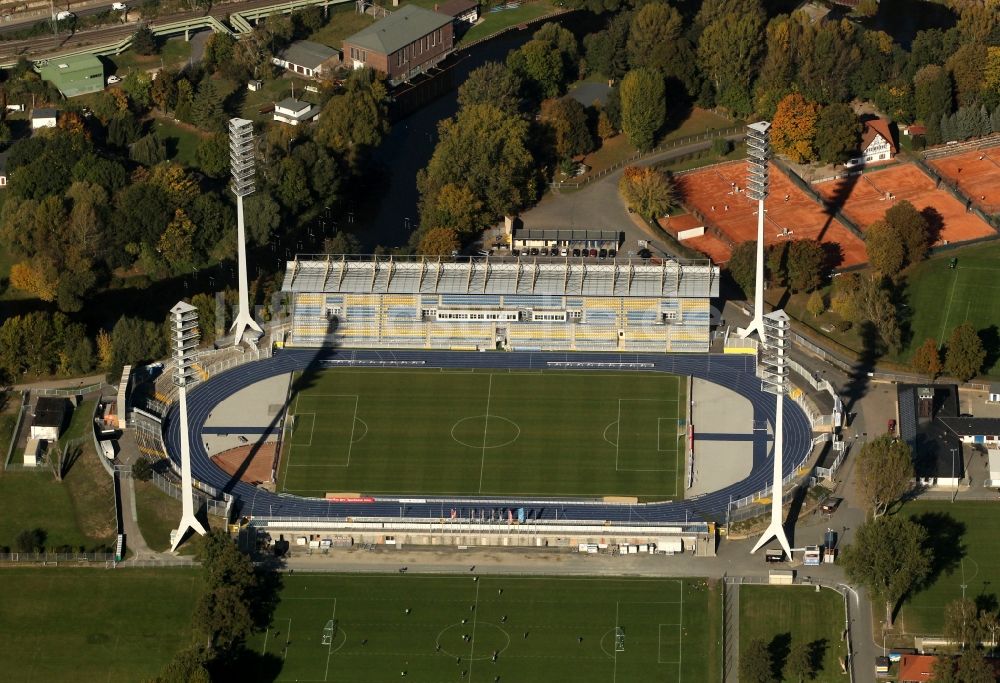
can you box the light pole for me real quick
[751,310,793,558]
[738,121,771,340]
[229,118,263,346]
[169,301,208,551]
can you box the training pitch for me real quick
[248,574,720,682]
[902,242,1000,376]
[278,368,687,499]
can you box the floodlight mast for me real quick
[169,301,207,552]
[738,121,771,340]
[229,118,263,346]
[751,310,793,558]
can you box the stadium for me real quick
[146,254,817,556]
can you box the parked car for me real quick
[572,248,581,257]
[560,248,568,256]
[589,249,598,257]
[598,248,608,258]
[887,418,896,434]
[529,247,539,256]
[111,2,127,10]
[608,249,617,258]
[106,74,121,85]
[54,10,73,19]
[511,249,520,256]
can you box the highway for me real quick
[162,348,813,523]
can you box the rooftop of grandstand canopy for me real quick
[282,254,719,298]
[513,228,620,243]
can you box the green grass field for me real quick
[903,243,1000,375]
[0,568,200,681]
[460,1,559,45]
[278,369,687,499]
[246,574,720,683]
[899,500,1000,635]
[739,586,847,682]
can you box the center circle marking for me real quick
[450,415,521,449]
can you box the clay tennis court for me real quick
[815,163,995,244]
[211,442,277,484]
[929,149,1000,215]
[676,161,868,267]
[658,213,732,263]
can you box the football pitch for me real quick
[903,243,1000,376]
[247,574,721,682]
[277,369,687,499]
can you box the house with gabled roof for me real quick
[342,5,454,86]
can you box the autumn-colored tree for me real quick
[420,183,484,237]
[539,96,594,160]
[911,338,942,377]
[597,109,616,139]
[9,260,57,301]
[865,220,906,275]
[157,208,196,271]
[618,166,677,219]
[96,329,113,371]
[945,322,987,382]
[57,112,88,139]
[418,227,460,256]
[148,162,198,208]
[806,290,825,317]
[771,93,820,163]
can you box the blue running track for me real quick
[163,349,812,523]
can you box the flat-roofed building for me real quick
[38,54,104,97]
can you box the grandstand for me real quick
[281,255,719,352]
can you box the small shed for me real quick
[989,383,1000,403]
[435,0,479,24]
[30,396,68,441]
[30,108,58,130]
[24,438,45,467]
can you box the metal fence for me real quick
[36,382,105,397]
[549,126,744,191]
[922,133,1000,160]
[0,551,115,563]
[3,391,28,470]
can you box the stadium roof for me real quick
[282,255,719,298]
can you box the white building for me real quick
[30,108,58,130]
[846,118,896,167]
[435,0,479,24]
[273,97,320,126]
[988,383,1000,403]
[23,438,44,467]
[30,397,67,441]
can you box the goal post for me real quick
[322,619,337,645]
[615,627,625,652]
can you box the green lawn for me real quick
[278,368,687,499]
[105,36,192,76]
[460,1,559,45]
[153,118,207,168]
[902,242,1000,375]
[898,500,1000,636]
[134,477,217,556]
[309,6,380,49]
[61,399,96,443]
[246,574,721,683]
[739,585,848,682]
[0,568,201,682]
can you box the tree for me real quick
[806,290,825,317]
[324,231,361,254]
[193,584,254,652]
[15,528,45,553]
[944,322,986,382]
[583,13,629,81]
[771,93,820,163]
[832,274,901,351]
[815,104,862,164]
[195,133,230,178]
[726,241,757,300]
[912,338,943,378]
[157,208,196,272]
[132,457,154,482]
[150,70,178,114]
[620,68,665,151]
[540,97,594,160]
[420,183,484,237]
[107,317,167,381]
[129,133,166,167]
[957,648,995,683]
[9,260,57,301]
[865,220,906,275]
[316,69,389,159]
[944,598,982,652]
[275,156,310,213]
[946,43,987,108]
[122,70,153,110]
[506,39,566,100]
[884,200,931,265]
[740,638,772,683]
[245,192,281,246]
[786,240,825,293]
[841,515,931,625]
[108,112,142,148]
[930,656,958,683]
[914,65,953,143]
[786,641,812,682]
[191,79,225,132]
[153,647,211,683]
[174,79,194,124]
[626,2,697,93]
[418,104,535,223]
[96,329,113,371]
[458,62,522,114]
[618,166,677,219]
[131,24,157,55]
[597,109,616,140]
[418,227,460,255]
[855,436,914,518]
[696,1,766,116]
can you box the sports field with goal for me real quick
[277,368,687,499]
[247,573,720,682]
